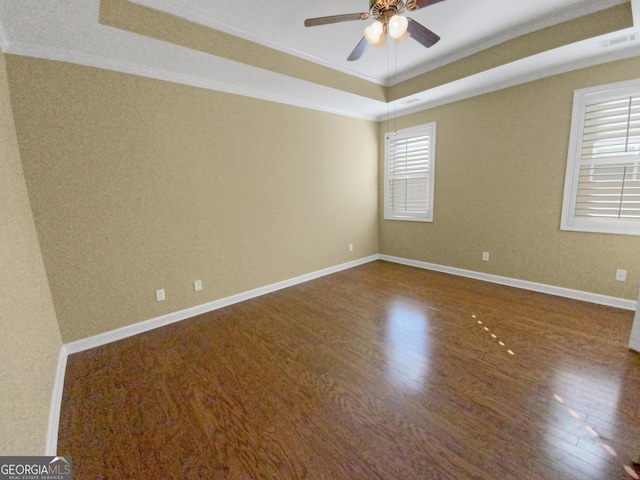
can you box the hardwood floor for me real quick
[58,260,640,479]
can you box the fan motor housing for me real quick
[370,0,407,18]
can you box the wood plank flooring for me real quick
[57,260,640,479]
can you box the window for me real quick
[384,122,436,222]
[561,79,640,235]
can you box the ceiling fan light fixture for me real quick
[388,14,408,39]
[364,20,384,45]
[303,0,443,61]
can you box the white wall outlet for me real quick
[155,289,165,301]
[194,280,203,291]
[482,252,490,262]
[348,244,354,252]
[615,269,627,281]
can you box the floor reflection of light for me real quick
[473,315,515,356]
[546,369,624,476]
[624,465,639,479]
[385,300,430,391]
[603,444,618,457]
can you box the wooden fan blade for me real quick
[406,18,440,48]
[406,0,446,10]
[304,13,369,27]
[347,37,368,61]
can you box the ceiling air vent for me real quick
[600,33,638,48]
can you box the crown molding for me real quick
[5,41,382,121]
[130,0,388,85]
[392,0,629,85]
[3,0,639,123]
[132,0,628,88]
[388,34,640,120]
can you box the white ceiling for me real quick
[0,0,640,120]
[129,0,632,84]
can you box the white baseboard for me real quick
[380,254,637,311]
[48,253,635,453]
[629,288,640,352]
[50,255,376,453]
[45,344,68,455]
[63,252,636,355]
[65,255,379,355]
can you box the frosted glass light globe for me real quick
[364,21,384,45]
[388,15,408,39]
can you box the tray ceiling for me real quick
[0,0,639,120]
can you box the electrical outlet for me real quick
[349,244,354,252]
[155,289,165,301]
[194,280,203,291]
[615,269,627,281]
[482,252,490,262]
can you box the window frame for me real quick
[560,78,640,236]
[383,122,436,222]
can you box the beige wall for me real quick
[2,27,639,457]
[380,56,640,300]
[6,56,379,343]
[0,51,62,454]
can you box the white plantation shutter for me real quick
[561,81,640,235]
[575,163,640,219]
[384,123,436,221]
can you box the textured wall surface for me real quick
[380,56,640,300]
[3,7,640,455]
[7,56,379,342]
[0,51,62,454]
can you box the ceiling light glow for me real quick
[364,21,384,45]
[388,15,408,39]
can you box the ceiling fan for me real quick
[304,0,445,61]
